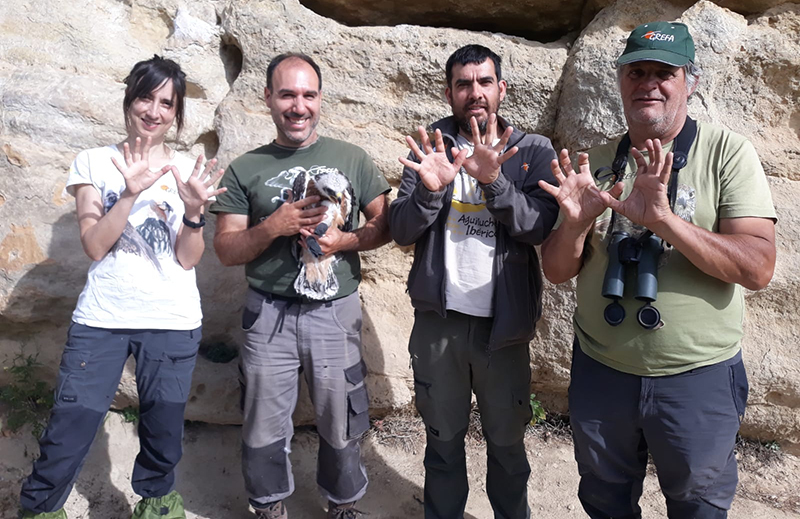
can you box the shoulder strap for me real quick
[667,116,696,209]
[611,133,632,181]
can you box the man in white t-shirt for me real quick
[390,44,560,518]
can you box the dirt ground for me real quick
[0,412,798,518]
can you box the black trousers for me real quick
[569,338,747,519]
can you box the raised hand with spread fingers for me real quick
[600,138,673,229]
[399,126,468,192]
[111,136,173,199]
[173,154,228,219]
[538,149,622,228]
[461,113,518,185]
[538,149,623,284]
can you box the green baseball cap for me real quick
[617,21,695,66]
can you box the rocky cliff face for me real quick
[1,0,798,453]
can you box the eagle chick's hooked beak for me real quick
[323,188,343,204]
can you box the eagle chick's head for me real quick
[313,168,351,204]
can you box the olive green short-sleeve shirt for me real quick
[573,122,776,376]
[210,137,390,300]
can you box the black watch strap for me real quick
[182,213,206,229]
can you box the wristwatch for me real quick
[182,213,206,229]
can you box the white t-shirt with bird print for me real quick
[65,144,202,330]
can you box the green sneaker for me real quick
[20,510,67,519]
[131,490,186,519]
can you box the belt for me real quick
[250,286,333,307]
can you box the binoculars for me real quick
[601,231,663,329]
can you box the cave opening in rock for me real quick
[297,0,584,42]
[195,130,220,160]
[220,36,244,87]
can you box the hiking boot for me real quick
[254,501,287,519]
[20,510,67,519]
[131,490,186,519]
[327,501,367,519]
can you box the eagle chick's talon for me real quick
[313,222,329,237]
[306,236,324,258]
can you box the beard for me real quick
[274,111,319,146]
[454,100,501,136]
[457,115,488,136]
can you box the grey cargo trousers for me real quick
[240,288,369,509]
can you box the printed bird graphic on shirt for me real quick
[291,166,354,300]
[104,192,172,274]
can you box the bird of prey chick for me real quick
[291,166,354,300]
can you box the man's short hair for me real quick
[445,45,502,87]
[266,52,322,92]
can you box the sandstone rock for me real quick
[738,177,800,455]
[0,0,798,453]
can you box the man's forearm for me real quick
[214,222,278,266]
[340,212,391,252]
[541,221,593,284]
[651,214,775,290]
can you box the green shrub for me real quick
[529,393,546,425]
[0,353,54,437]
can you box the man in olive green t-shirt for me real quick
[539,22,776,518]
[210,53,390,519]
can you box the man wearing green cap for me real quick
[539,21,776,518]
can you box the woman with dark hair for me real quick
[18,55,225,519]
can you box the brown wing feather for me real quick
[304,179,321,201]
[333,197,346,228]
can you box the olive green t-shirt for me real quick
[574,122,776,376]
[209,136,390,300]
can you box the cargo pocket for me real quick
[55,346,89,406]
[345,360,369,439]
[729,361,749,424]
[158,331,200,403]
[347,385,370,439]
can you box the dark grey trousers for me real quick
[20,323,200,513]
[569,339,747,519]
[239,288,369,508]
[409,310,532,519]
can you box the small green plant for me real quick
[764,440,781,452]
[529,393,546,425]
[0,352,54,437]
[118,406,140,424]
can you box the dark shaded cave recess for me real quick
[220,34,244,87]
[297,0,604,42]
[194,130,220,160]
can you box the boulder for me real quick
[0,0,798,452]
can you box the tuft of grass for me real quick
[117,406,139,424]
[0,352,54,438]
